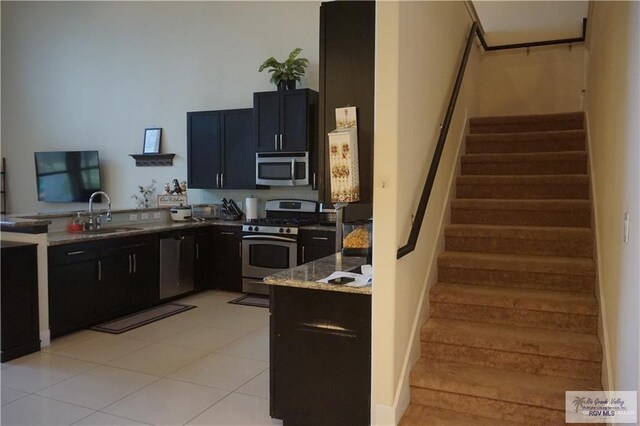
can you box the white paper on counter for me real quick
[319,269,372,288]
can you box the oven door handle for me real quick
[243,235,297,243]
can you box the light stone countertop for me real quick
[46,219,243,246]
[264,253,372,295]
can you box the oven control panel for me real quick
[242,225,299,235]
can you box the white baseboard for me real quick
[40,329,50,347]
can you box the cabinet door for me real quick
[49,261,98,337]
[187,111,222,188]
[95,250,131,322]
[299,230,336,264]
[194,230,213,291]
[130,241,159,311]
[281,90,310,152]
[254,92,280,152]
[211,227,243,292]
[221,109,255,189]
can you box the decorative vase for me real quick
[277,80,297,91]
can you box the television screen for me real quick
[34,151,102,202]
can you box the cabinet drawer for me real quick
[211,226,242,239]
[299,230,336,247]
[48,241,105,266]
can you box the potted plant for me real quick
[259,47,309,91]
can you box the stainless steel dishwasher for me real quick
[159,233,195,300]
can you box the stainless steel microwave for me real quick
[256,152,310,186]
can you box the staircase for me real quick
[400,112,602,425]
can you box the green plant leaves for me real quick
[258,47,309,85]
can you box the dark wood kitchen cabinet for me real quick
[1,241,40,362]
[48,235,158,337]
[270,285,371,425]
[194,228,213,291]
[318,1,375,204]
[210,226,243,292]
[299,229,336,265]
[254,89,318,153]
[187,108,255,189]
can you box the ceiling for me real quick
[472,1,589,45]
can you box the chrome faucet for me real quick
[88,191,112,230]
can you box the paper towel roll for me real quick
[245,197,258,220]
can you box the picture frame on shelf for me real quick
[143,128,162,154]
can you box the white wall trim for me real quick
[583,109,614,391]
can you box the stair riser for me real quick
[410,388,565,424]
[445,235,593,258]
[430,302,598,334]
[461,161,587,175]
[466,138,585,154]
[457,182,589,199]
[422,342,601,382]
[451,208,591,228]
[470,119,584,134]
[438,267,595,293]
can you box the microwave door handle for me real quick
[291,158,296,186]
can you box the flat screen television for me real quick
[34,151,102,203]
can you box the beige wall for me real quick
[584,1,639,393]
[1,1,320,214]
[477,44,585,117]
[372,2,478,422]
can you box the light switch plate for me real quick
[129,214,138,221]
[153,212,162,219]
[141,212,150,220]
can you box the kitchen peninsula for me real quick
[265,254,372,425]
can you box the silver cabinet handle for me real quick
[291,158,296,186]
[221,173,224,188]
[279,134,283,151]
[274,134,278,150]
[98,260,102,281]
[238,241,242,258]
[67,250,85,256]
[129,254,132,274]
[221,232,234,236]
[312,236,329,241]
[133,253,137,273]
[195,242,199,260]
[216,173,220,188]
[313,172,317,189]
[302,246,305,263]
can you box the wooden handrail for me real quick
[397,18,587,259]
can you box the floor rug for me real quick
[228,294,269,308]
[91,303,196,334]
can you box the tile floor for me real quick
[0,290,282,426]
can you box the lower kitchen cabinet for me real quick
[211,226,242,292]
[1,241,40,362]
[299,229,336,265]
[270,285,371,425]
[194,229,213,291]
[48,235,158,337]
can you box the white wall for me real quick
[1,1,320,215]
[372,2,478,422]
[584,1,639,394]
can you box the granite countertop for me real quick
[300,224,337,232]
[264,253,372,295]
[1,216,52,228]
[47,219,243,246]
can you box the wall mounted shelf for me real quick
[129,153,175,167]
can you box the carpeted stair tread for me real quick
[451,198,591,227]
[438,251,595,275]
[457,174,589,200]
[469,112,584,134]
[399,403,509,426]
[421,318,602,362]
[410,358,600,411]
[461,151,588,175]
[444,224,593,257]
[430,283,598,316]
[466,129,586,153]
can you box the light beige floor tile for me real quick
[120,314,198,342]
[0,394,94,426]
[159,326,248,352]
[49,334,150,364]
[103,378,228,425]
[73,411,150,425]
[195,310,269,333]
[0,352,97,393]
[37,365,157,410]
[42,330,103,353]
[236,369,269,399]
[168,353,268,391]
[106,343,207,376]
[1,386,29,405]
[217,326,269,362]
[186,393,282,425]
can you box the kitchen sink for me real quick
[81,226,143,234]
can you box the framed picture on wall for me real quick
[143,128,162,154]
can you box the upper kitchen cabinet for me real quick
[187,108,255,189]
[318,1,375,204]
[254,89,318,153]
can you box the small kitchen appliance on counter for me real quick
[241,199,319,295]
[170,204,192,221]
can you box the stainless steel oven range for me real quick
[242,199,318,295]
